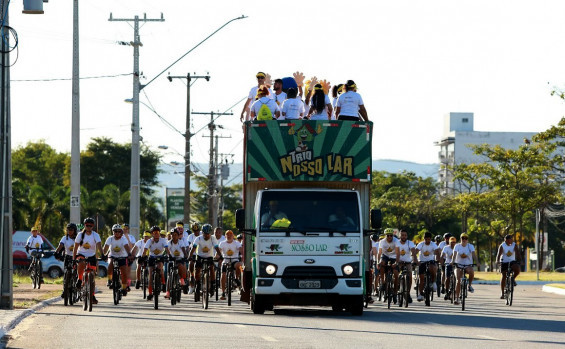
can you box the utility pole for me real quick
[217,154,233,228]
[167,73,210,224]
[70,0,80,224]
[0,0,12,310]
[109,13,164,239]
[193,111,232,225]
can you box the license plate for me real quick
[298,280,321,288]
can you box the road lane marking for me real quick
[477,335,498,340]
[426,322,440,326]
[262,336,278,342]
[235,324,246,328]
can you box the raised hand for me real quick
[308,76,319,91]
[264,73,272,87]
[320,79,331,95]
[293,71,305,87]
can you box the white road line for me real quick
[477,335,498,340]
[425,322,440,326]
[262,336,278,342]
[234,324,246,328]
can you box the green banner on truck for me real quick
[245,120,372,182]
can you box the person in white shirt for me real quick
[331,84,343,120]
[495,234,521,299]
[187,222,202,294]
[415,231,440,302]
[188,224,223,298]
[143,226,170,301]
[280,88,304,120]
[441,236,457,300]
[55,223,78,260]
[240,72,275,122]
[307,84,333,120]
[121,223,136,290]
[437,233,452,294]
[165,229,188,299]
[378,228,400,303]
[73,217,104,304]
[26,227,45,283]
[451,233,477,305]
[103,224,133,295]
[335,80,369,121]
[250,85,280,121]
[132,231,151,289]
[214,227,226,244]
[218,230,243,300]
[272,79,287,107]
[260,200,288,228]
[397,229,417,303]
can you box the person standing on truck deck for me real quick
[335,80,369,121]
[273,78,287,107]
[261,200,288,228]
[250,85,280,120]
[280,88,304,120]
[240,72,274,121]
[331,84,343,120]
[307,84,333,120]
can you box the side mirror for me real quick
[236,208,246,231]
[370,209,382,230]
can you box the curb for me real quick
[542,285,565,296]
[0,296,61,341]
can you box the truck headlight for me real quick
[266,264,277,275]
[343,265,354,275]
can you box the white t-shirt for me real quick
[379,238,398,259]
[219,240,241,260]
[192,235,219,258]
[134,239,147,257]
[59,236,75,256]
[500,242,516,263]
[371,240,379,261]
[215,235,226,244]
[168,239,186,260]
[441,245,455,264]
[187,233,200,247]
[273,91,287,106]
[309,94,332,120]
[337,91,364,117]
[104,235,129,258]
[416,241,438,262]
[144,238,169,257]
[280,97,304,120]
[180,234,190,249]
[397,240,415,263]
[453,243,475,265]
[331,96,339,120]
[438,241,447,251]
[250,97,280,120]
[248,86,274,101]
[76,231,101,258]
[26,235,44,250]
[123,234,136,248]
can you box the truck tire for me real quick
[251,294,265,314]
[350,296,364,316]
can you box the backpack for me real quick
[257,101,273,120]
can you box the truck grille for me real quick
[281,266,338,289]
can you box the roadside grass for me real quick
[475,271,565,282]
[12,272,63,286]
[13,291,60,309]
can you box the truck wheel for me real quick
[332,303,344,312]
[251,294,265,314]
[350,296,364,316]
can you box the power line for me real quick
[12,72,132,82]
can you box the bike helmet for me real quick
[384,228,395,236]
[112,224,123,231]
[66,223,78,231]
[236,234,243,240]
[191,222,200,232]
[370,234,378,242]
[150,225,161,232]
[83,217,95,225]
[434,235,442,242]
[443,233,452,239]
[201,224,212,234]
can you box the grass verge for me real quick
[475,271,565,282]
[13,291,60,309]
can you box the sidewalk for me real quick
[542,284,565,296]
[0,295,61,341]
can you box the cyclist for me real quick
[175,221,189,246]
[187,222,201,294]
[103,224,134,296]
[236,234,243,244]
[188,224,223,298]
[378,228,400,303]
[132,231,151,289]
[121,222,135,291]
[441,236,457,300]
[73,217,104,304]
[214,227,226,244]
[397,229,417,303]
[368,233,379,303]
[143,226,170,301]
[451,233,477,305]
[495,234,521,299]
[55,223,78,296]
[437,233,452,293]
[415,231,440,302]
[165,228,188,299]
[219,230,242,300]
[26,227,45,284]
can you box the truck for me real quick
[236,120,381,315]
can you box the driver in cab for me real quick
[261,200,288,228]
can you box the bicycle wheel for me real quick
[88,273,94,312]
[509,274,514,306]
[404,274,409,308]
[450,274,455,304]
[215,265,220,302]
[63,269,71,306]
[142,268,147,299]
[153,270,160,310]
[436,268,442,297]
[228,270,234,306]
[203,267,209,309]
[424,273,430,306]
[171,273,177,306]
[398,274,404,307]
[83,274,88,311]
[461,278,467,311]
[386,272,392,309]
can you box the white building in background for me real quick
[435,112,536,195]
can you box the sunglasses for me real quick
[257,77,265,79]
[85,224,94,228]
[462,237,468,240]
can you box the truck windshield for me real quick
[259,191,360,232]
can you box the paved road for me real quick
[5,283,565,349]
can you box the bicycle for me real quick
[151,256,167,310]
[435,264,442,298]
[195,256,219,309]
[138,257,149,299]
[111,257,128,305]
[167,258,183,306]
[503,264,515,306]
[29,248,43,289]
[223,257,239,306]
[214,260,221,302]
[397,262,411,308]
[62,256,75,306]
[78,257,101,312]
[456,263,475,311]
[444,264,456,304]
[420,262,435,307]
[382,260,395,309]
